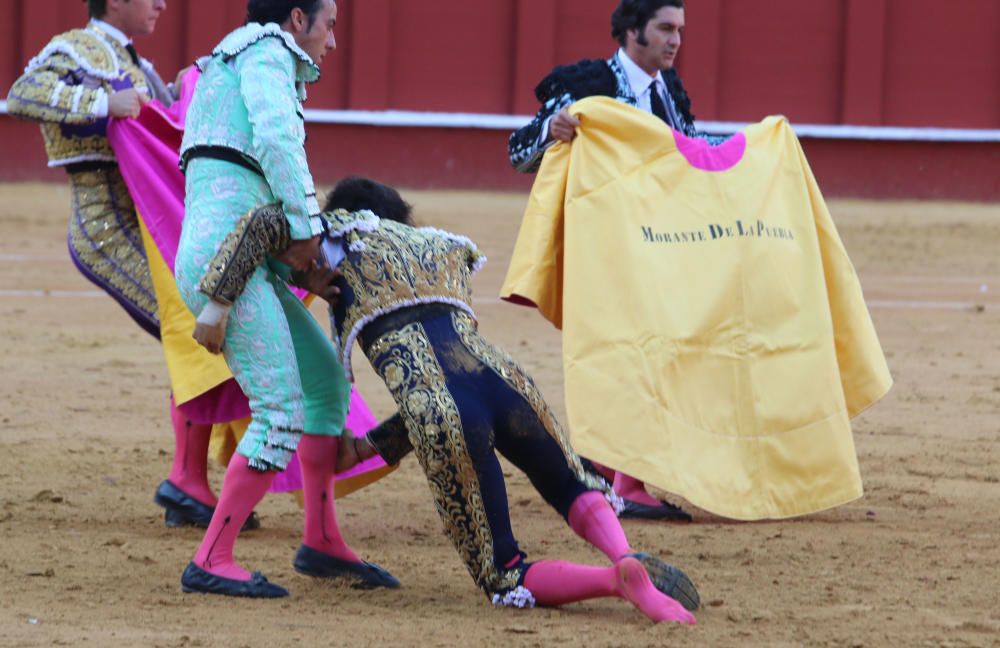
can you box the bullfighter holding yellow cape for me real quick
[501,97,892,520]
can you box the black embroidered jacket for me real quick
[508,52,699,173]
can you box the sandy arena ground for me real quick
[0,184,998,647]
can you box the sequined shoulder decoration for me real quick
[323,209,381,239]
[334,214,485,379]
[24,28,118,81]
[212,23,320,84]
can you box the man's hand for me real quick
[276,235,320,272]
[108,88,149,119]
[547,107,581,143]
[174,65,193,90]
[290,260,342,305]
[192,300,231,355]
[335,428,376,474]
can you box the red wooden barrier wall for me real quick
[2,0,998,198]
[4,0,998,126]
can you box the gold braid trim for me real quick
[10,28,153,165]
[368,321,522,597]
[24,29,118,80]
[199,204,291,305]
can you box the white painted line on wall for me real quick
[2,100,997,143]
[303,108,529,130]
[700,121,1000,143]
[301,107,1000,143]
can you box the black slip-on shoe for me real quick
[180,562,288,598]
[155,480,260,531]
[619,498,693,522]
[292,544,400,589]
[626,552,700,611]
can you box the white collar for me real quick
[90,19,131,48]
[617,47,663,95]
[213,23,320,84]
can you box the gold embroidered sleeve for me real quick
[199,204,292,305]
[7,52,108,125]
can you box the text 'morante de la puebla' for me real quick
[641,220,795,245]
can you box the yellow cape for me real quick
[501,97,892,520]
[138,216,233,405]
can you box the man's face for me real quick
[293,0,338,66]
[110,0,167,38]
[625,6,685,75]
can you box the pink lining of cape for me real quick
[673,130,747,172]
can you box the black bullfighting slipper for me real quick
[180,562,288,598]
[625,552,700,612]
[292,544,400,589]
[618,498,693,522]
[154,480,261,531]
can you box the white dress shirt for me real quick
[87,19,135,118]
[540,48,671,144]
[91,19,131,48]
[616,47,669,115]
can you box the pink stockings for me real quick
[535,491,694,623]
[588,461,660,506]
[192,434,357,581]
[523,559,695,624]
[192,452,273,580]
[297,435,358,562]
[167,399,216,506]
[567,491,631,561]
[614,473,661,507]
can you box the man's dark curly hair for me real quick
[325,176,414,225]
[246,0,325,30]
[611,0,684,46]
[84,0,108,19]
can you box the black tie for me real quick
[649,81,670,125]
[125,43,140,66]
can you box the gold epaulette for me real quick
[24,28,119,80]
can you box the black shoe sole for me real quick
[619,499,693,522]
[293,546,400,589]
[180,563,288,598]
[156,482,260,532]
[628,553,700,611]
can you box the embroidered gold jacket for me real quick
[199,205,486,377]
[6,24,173,167]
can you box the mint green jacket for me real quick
[180,23,322,240]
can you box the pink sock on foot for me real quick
[167,398,217,506]
[523,560,616,606]
[192,453,274,581]
[567,491,631,561]
[522,559,695,624]
[298,434,359,562]
[615,557,696,624]
[613,473,662,507]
